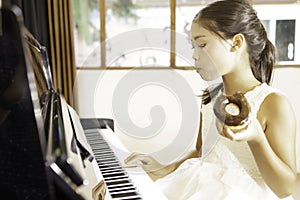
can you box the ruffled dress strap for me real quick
[244,83,283,117]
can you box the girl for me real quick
[125,0,297,199]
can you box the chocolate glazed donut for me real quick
[213,92,251,130]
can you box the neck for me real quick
[222,68,261,96]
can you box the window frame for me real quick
[76,0,197,70]
[75,0,300,70]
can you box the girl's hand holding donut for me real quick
[216,115,265,142]
[214,92,265,142]
[213,92,251,131]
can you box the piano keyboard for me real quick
[83,127,168,200]
[84,129,142,200]
[66,105,167,200]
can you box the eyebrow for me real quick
[193,35,206,40]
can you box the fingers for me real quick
[124,152,148,167]
[124,153,164,173]
[216,119,246,141]
[215,119,224,136]
[124,152,139,164]
[216,119,232,138]
[92,180,106,200]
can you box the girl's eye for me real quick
[191,43,206,49]
[199,43,206,48]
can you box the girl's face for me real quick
[190,22,235,81]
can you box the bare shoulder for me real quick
[258,93,296,133]
[260,92,295,121]
[258,91,297,171]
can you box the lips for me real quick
[195,68,202,73]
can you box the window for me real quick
[72,1,300,68]
[73,0,101,67]
[106,0,171,67]
[255,4,300,65]
[276,20,296,62]
[72,0,213,69]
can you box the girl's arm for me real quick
[248,93,297,198]
[218,92,297,197]
[124,148,200,181]
[124,116,203,181]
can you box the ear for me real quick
[230,33,245,52]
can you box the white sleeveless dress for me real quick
[154,83,294,200]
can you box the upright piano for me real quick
[0,4,167,200]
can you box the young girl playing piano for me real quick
[125,0,297,199]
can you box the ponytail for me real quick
[252,39,277,84]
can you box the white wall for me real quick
[74,69,207,163]
[272,67,300,172]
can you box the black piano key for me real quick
[109,187,137,194]
[101,170,126,175]
[94,154,117,159]
[93,148,113,152]
[94,155,118,161]
[101,169,125,175]
[96,160,118,167]
[107,183,135,190]
[93,152,116,157]
[115,197,142,200]
[109,186,137,193]
[110,191,142,199]
[97,164,123,171]
[95,157,118,162]
[103,173,129,178]
[98,165,123,171]
[105,179,131,186]
[104,176,131,183]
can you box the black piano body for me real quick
[0,4,101,199]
